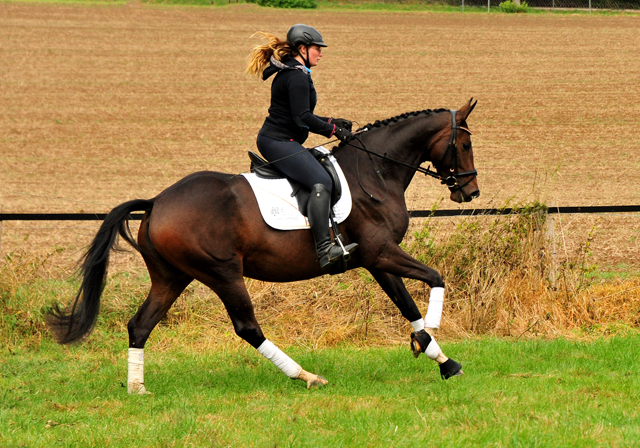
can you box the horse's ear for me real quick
[458,98,477,121]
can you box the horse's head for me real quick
[429,99,480,203]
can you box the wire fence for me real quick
[2,205,640,222]
[438,0,640,9]
[524,0,640,9]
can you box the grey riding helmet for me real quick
[286,24,327,50]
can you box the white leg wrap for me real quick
[424,287,444,329]
[424,337,441,360]
[257,339,302,379]
[410,318,425,332]
[128,348,146,394]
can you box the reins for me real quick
[252,110,477,203]
[355,139,388,203]
[336,110,477,202]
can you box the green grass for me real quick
[2,0,127,5]
[317,1,491,13]
[2,336,639,447]
[6,0,635,14]
[140,0,241,6]
[141,0,638,14]
[587,264,640,281]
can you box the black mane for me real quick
[355,108,448,132]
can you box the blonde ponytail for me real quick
[246,32,294,79]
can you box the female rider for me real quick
[246,24,357,270]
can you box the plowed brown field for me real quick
[2,3,640,269]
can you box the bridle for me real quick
[343,109,478,201]
[437,109,478,193]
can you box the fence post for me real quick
[0,205,3,256]
[488,0,491,12]
[546,203,557,286]
[462,0,464,12]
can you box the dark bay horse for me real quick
[48,99,479,393]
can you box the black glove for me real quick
[334,126,353,143]
[331,118,352,132]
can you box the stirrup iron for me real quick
[330,212,357,261]
[335,233,353,260]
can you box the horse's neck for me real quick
[360,114,447,191]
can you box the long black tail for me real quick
[47,199,154,344]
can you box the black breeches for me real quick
[256,134,332,192]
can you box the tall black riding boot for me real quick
[307,184,357,269]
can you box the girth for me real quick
[248,149,343,215]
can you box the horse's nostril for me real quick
[470,190,480,199]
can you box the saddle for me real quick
[248,148,342,215]
[244,148,351,275]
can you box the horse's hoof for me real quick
[307,375,328,389]
[128,383,153,395]
[410,339,421,358]
[133,389,153,395]
[439,358,463,380]
[410,331,421,358]
[410,330,432,358]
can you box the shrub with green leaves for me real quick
[256,0,318,8]
[499,0,529,12]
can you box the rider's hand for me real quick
[334,126,353,143]
[331,118,352,132]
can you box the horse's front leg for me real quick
[368,266,463,379]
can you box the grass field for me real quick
[2,336,640,447]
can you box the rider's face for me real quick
[300,45,323,67]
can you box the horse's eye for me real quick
[463,143,472,151]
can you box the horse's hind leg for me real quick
[207,278,328,389]
[126,263,192,394]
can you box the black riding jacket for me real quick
[258,55,335,144]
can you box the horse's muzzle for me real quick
[451,189,480,203]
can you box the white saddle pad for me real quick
[241,146,352,231]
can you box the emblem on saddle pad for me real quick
[241,146,352,231]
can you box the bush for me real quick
[403,201,604,336]
[499,0,529,12]
[255,0,318,8]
